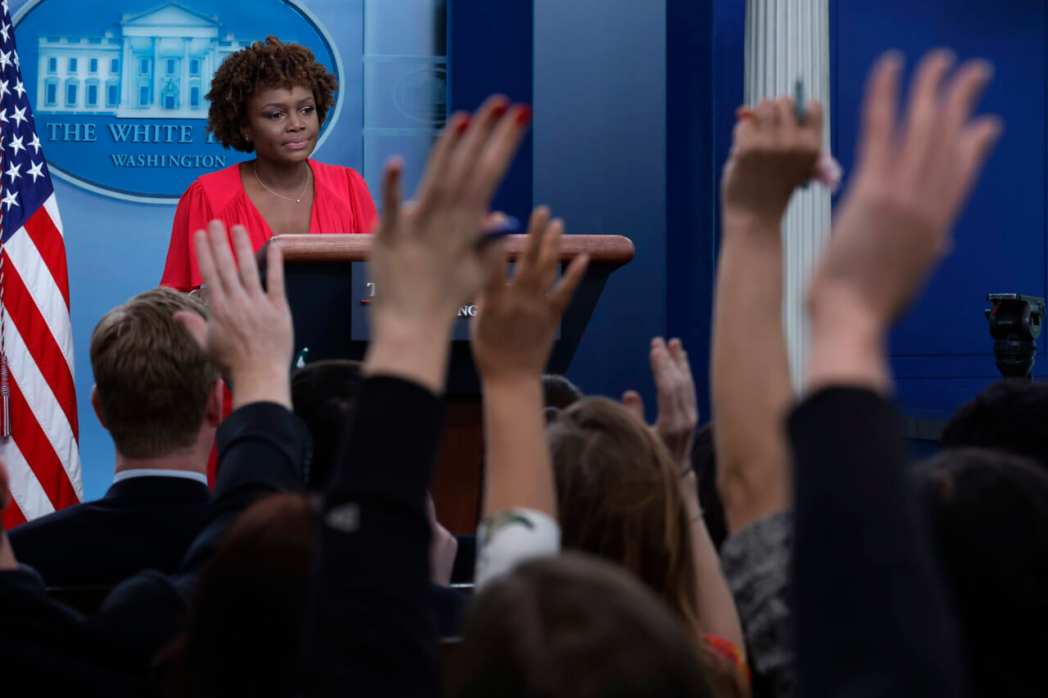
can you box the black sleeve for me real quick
[303,375,444,698]
[0,566,142,694]
[177,401,310,576]
[788,387,966,698]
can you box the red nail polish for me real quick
[492,100,509,118]
[515,105,532,126]
[455,116,470,134]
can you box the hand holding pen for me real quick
[736,77,842,192]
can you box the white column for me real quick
[744,0,831,388]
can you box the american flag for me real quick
[0,0,81,528]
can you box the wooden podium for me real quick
[266,233,634,533]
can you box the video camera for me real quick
[985,293,1045,379]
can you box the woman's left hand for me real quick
[623,337,699,474]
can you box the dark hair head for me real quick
[90,287,217,458]
[913,448,1048,697]
[173,493,317,698]
[542,374,583,410]
[548,397,699,631]
[291,359,362,490]
[941,379,1048,469]
[453,553,714,698]
[206,36,337,152]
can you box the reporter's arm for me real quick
[792,50,1000,698]
[679,470,746,653]
[472,208,587,584]
[710,96,823,697]
[627,338,746,652]
[305,374,445,697]
[712,97,823,535]
[712,222,794,533]
[789,385,965,698]
[303,96,534,698]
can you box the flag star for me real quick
[2,189,19,211]
[11,105,26,128]
[28,133,40,155]
[0,80,9,100]
[5,161,19,183]
[0,110,9,124]
[12,51,18,68]
[7,133,24,156]
[0,23,9,44]
[26,160,43,183]
[0,51,12,71]
[2,2,9,16]
[12,80,23,99]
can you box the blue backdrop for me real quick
[26,0,1023,502]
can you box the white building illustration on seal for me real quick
[35,3,250,118]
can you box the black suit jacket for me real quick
[9,475,210,588]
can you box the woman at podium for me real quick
[160,36,376,291]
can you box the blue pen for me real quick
[477,215,522,246]
[794,78,806,124]
[795,78,811,189]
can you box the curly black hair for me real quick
[206,36,337,153]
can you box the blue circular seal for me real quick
[14,0,341,203]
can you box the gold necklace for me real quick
[253,163,311,204]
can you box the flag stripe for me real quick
[2,306,80,499]
[43,195,64,239]
[2,497,27,529]
[3,247,77,435]
[2,436,56,522]
[8,372,77,510]
[23,198,71,309]
[5,224,74,370]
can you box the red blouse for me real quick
[160,159,377,291]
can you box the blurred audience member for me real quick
[291,359,363,490]
[290,357,465,632]
[913,448,1048,698]
[542,373,583,421]
[941,379,1048,469]
[165,492,316,697]
[454,553,715,698]
[549,336,747,694]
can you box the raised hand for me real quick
[184,220,294,408]
[721,96,825,229]
[473,205,588,522]
[471,206,589,383]
[365,96,532,392]
[809,51,1001,337]
[623,337,699,472]
[370,98,530,336]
